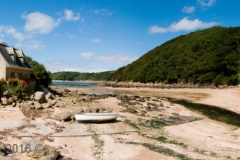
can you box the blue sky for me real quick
[0,0,239,73]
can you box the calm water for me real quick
[51,81,99,87]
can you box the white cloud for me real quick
[22,12,61,34]
[79,52,93,58]
[92,9,113,16]
[94,9,106,14]
[198,0,216,6]
[64,9,80,21]
[94,53,138,64]
[149,17,217,33]
[182,6,195,13]
[0,25,25,41]
[91,39,101,43]
[24,40,45,51]
[44,60,110,73]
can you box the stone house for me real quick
[0,43,32,81]
[0,43,37,92]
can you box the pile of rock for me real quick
[99,81,236,89]
[0,90,58,110]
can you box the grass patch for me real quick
[155,136,187,149]
[194,148,206,155]
[168,98,240,127]
[139,120,166,128]
[127,142,195,160]
[123,119,140,129]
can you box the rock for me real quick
[31,105,35,109]
[12,102,16,107]
[12,95,18,101]
[42,102,51,109]
[44,120,57,126]
[34,102,43,109]
[27,101,34,105]
[26,139,58,159]
[34,92,46,103]
[0,141,6,156]
[126,107,137,113]
[53,112,72,121]
[53,103,60,108]
[39,155,55,160]
[140,113,146,117]
[15,102,21,108]
[3,90,11,96]
[50,100,57,106]
[63,89,70,93]
[139,98,145,102]
[22,102,32,109]
[1,97,7,105]
[7,97,13,105]
[85,96,92,102]
[127,96,136,100]
[45,93,55,100]
[159,102,164,107]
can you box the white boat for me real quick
[75,112,119,122]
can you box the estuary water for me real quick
[51,81,99,87]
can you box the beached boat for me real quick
[75,112,119,122]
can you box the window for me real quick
[19,73,22,78]
[11,72,14,78]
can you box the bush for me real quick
[6,78,28,98]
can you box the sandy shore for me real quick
[1,86,240,159]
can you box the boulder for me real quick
[53,112,72,121]
[34,102,43,109]
[34,92,46,103]
[15,102,21,108]
[22,103,32,110]
[42,102,51,109]
[1,97,7,105]
[45,93,55,100]
[3,90,11,96]
[50,100,57,106]
[0,141,6,156]
[26,139,58,159]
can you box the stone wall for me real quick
[0,54,6,80]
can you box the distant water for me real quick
[51,81,99,87]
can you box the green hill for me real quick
[108,26,240,86]
[51,71,114,81]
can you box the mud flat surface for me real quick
[1,86,240,159]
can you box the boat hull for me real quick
[75,112,119,122]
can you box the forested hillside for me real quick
[108,26,240,86]
[51,71,114,81]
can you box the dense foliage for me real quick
[25,56,52,87]
[109,26,240,86]
[0,78,28,98]
[51,71,114,81]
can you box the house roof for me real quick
[0,43,32,70]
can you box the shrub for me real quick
[6,78,28,97]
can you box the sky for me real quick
[0,0,239,73]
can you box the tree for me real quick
[25,56,52,87]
